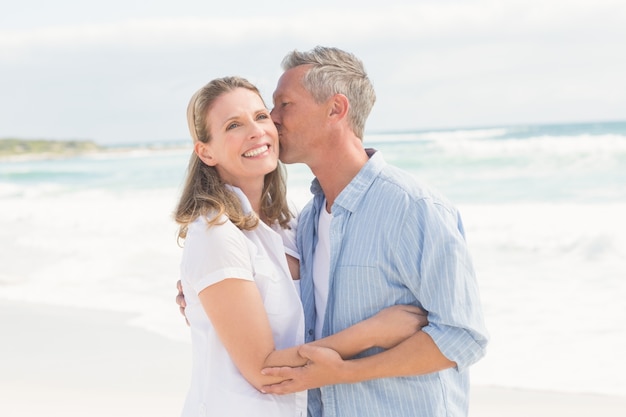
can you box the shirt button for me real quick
[308,329,314,335]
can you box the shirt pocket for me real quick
[333,264,413,313]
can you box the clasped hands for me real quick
[260,304,428,395]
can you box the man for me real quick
[178,46,488,417]
[263,46,488,417]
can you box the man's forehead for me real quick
[273,66,307,99]
[272,77,291,102]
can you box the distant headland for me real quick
[0,138,103,159]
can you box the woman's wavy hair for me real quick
[174,76,292,242]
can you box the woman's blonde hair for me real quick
[174,76,292,241]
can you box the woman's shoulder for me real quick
[183,212,254,265]
[186,212,240,239]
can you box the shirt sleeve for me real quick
[276,215,300,260]
[181,215,254,294]
[401,199,489,371]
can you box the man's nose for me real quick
[270,107,280,123]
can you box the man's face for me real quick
[271,65,327,165]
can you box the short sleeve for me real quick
[181,215,254,294]
[274,215,299,260]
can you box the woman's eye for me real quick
[226,122,239,130]
[257,113,269,120]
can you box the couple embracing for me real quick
[174,46,488,417]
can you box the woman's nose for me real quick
[249,121,265,138]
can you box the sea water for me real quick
[1,121,625,396]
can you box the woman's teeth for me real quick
[243,145,268,157]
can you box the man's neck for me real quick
[309,138,369,210]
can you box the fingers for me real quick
[176,280,189,326]
[297,343,320,359]
[400,304,427,316]
[382,304,427,316]
[261,366,298,378]
[261,367,302,395]
[298,344,342,366]
[176,294,187,308]
[261,379,296,395]
[399,305,429,327]
[176,280,187,308]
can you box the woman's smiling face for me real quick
[199,87,279,189]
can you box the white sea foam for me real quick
[459,203,626,396]
[366,127,509,143]
[0,188,189,343]
[430,133,626,158]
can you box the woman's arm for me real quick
[199,277,427,392]
[306,304,427,359]
[198,278,304,391]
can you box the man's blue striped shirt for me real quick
[297,151,489,417]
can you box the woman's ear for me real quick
[194,141,217,166]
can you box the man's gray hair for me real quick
[281,46,376,139]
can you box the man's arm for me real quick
[306,304,428,358]
[339,330,455,381]
[261,330,454,394]
[177,279,428,358]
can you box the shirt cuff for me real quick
[423,323,488,372]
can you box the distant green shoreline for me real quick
[0,138,103,158]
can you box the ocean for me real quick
[1,121,625,397]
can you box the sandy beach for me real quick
[1,300,624,417]
[0,300,189,417]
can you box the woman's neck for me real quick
[238,182,264,217]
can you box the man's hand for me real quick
[176,280,189,326]
[261,345,349,394]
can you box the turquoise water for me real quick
[366,121,626,204]
[0,148,190,193]
[2,121,624,203]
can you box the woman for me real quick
[174,77,425,417]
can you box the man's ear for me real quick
[195,141,217,166]
[329,93,350,120]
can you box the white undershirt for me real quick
[312,201,332,340]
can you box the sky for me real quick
[1,0,625,144]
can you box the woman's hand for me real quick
[366,305,428,349]
[176,280,189,326]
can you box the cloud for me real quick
[1,0,625,142]
[3,0,623,51]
